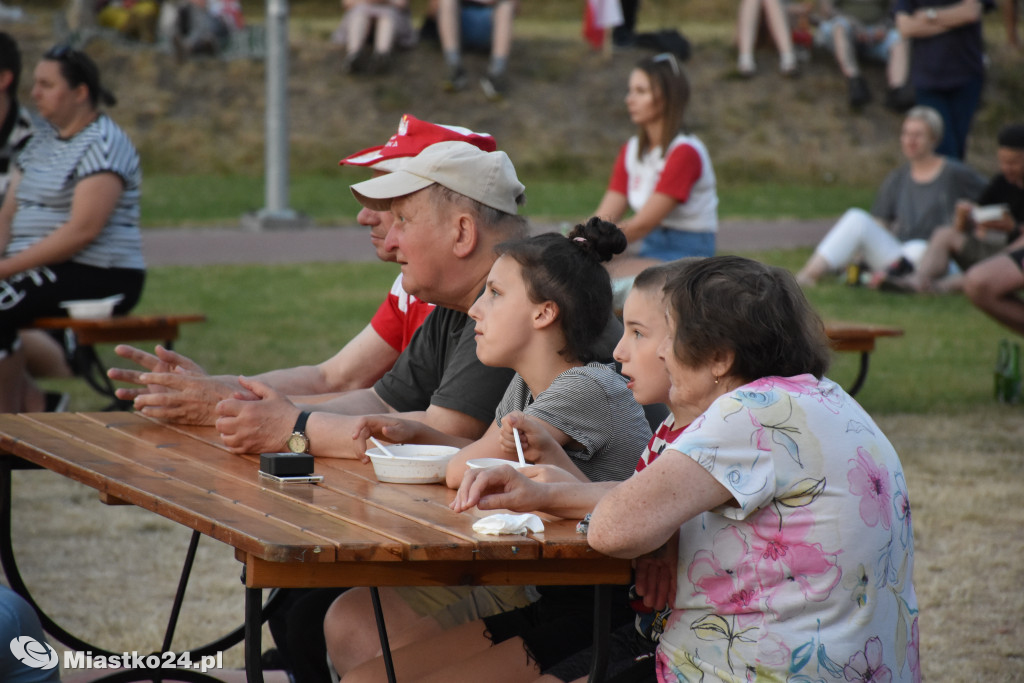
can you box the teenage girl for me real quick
[594,53,718,283]
[327,218,655,680]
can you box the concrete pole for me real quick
[244,0,307,229]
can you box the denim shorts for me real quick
[814,17,900,63]
[637,227,716,261]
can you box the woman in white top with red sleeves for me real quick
[594,52,719,282]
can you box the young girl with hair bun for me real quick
[328,218,654,680]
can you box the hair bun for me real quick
[567,217,627,263]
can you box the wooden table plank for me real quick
[0,415,357,562]
[92,413,480,562]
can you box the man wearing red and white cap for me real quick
[107,114,497,426]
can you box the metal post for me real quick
[243,0,309,230]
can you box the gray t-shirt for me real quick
[7,114,144,270]
[374,303,624,427]
[494,363,651,483]
[872,158,986,242]
[375,305,516,424]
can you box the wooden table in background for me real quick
[0,412,630,682]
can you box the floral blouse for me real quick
[657,375,919,682]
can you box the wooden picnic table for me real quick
[0,412,630,683]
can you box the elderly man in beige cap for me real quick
[213,140,534,458]
[106,116,497,427]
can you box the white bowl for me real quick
[466,458,526,470]
[60,294,124,320]
[365,444,460,484]
[972,204,1008,223]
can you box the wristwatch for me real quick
[286,411,311,454]
[925,7,938,21]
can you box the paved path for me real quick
[141,219,832,266]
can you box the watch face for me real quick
[287,433,309,453]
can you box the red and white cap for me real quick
[339,114,496,172]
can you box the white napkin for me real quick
[472,513,545,536]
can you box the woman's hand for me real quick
[450,464,554,513]
[632,531,679,612]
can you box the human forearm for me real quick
[897,0,982,38]
[0,224,99,279]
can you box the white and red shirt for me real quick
[634,414,686,473]
[370,273,435,352]
[609,133,718,234]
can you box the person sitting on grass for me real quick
[323,219,654,681]
[438,0,517,100]
[334,260,690,683]
[795,105,986,286]
[878,123,1024,294]
[594,52,718,301]
[964,240,1024,336]
[446,255,918,683]
[333,0,417,75]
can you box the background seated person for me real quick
[880,122,1024,293]
[0,45,144,413]
[595,53,718,287]
[795,105,986,286]
[333,0,417,74]
[814,0,914,110]
[439,0,517,99]
[964,241,1024,335]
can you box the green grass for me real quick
[142,173,877,226]
[46,251,1016,419]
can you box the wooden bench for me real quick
[27,314,206,409]
[824,322,904,396]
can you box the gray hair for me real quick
[905,105,944,145]
[427,184,528,240]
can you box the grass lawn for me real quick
[141,172,877,227]
[42,248,1016,420]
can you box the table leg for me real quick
[586,585,612,683]
[245,587,265,683]
[370,586,398,683]
[848,352,871,397]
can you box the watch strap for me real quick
[292,410,311,436]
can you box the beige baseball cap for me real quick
[350,140,525,215]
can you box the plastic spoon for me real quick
[512,428,526,467]
[369,437,398,458]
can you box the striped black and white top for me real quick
[0,104,34,204]
[7,114,144,270]
[495,362,652,483]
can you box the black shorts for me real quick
[543,620,657,683]
[1011,246,1024,272]
[481,585,633,672]
[0,261,145,353]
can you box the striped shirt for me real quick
[495,362,652,483]
[7,114,144,270]
[0,104,33,204]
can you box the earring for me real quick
[714,374,719,385]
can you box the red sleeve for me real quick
[370,291,405,352]
[607,143,630,194]
[655,144,702,203]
